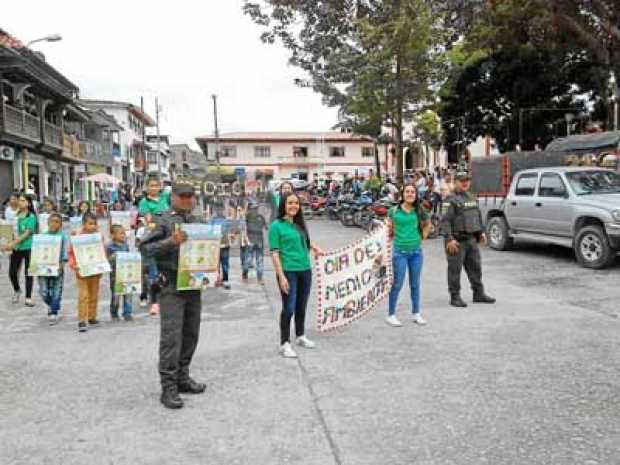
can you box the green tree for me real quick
[243,0,446,181]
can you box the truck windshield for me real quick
[566,171,620,195]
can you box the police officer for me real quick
[440,171,496,308]
[140,180,206,409]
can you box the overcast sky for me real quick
[4,0,339,149]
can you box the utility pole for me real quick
[140,96,146,189]
[212,94,221,181]
[155,97,162,175]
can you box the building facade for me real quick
[145,135,171,181]
[79,99,155,188]
[169,143,207,180]
[195,132,378,182]
[0,29,119,203]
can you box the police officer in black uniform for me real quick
[440,171,496,308]
[140,180,206,409]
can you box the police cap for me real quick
[172,180,195,195]
[455,171,471,181]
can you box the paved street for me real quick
[1,218,619,465]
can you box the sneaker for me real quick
[24,298,35,307]
[12,291,21,304]
[296,335,316,349]
[140,299,148,308]
[111,314,120,322]
[149,303,160,316]
[257,279,264,285]
[78,321,88,332]
[412,314,427,326]
[242,273,248,281]
[88,319,100,326]
[123,314,134,322]
[48,314,58,326]
[279,342,298,358]
[223,282,231,290]
[385,315,403,327]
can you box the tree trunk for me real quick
[374,141,381,179]
[395,53,404,183]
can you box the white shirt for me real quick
[4,205,18,223]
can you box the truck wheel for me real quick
[487,217,513,251]
[575,225,615,269]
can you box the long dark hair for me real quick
[397,182,424,236]
[277,192,311,247]
[18,194,36,216]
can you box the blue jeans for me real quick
[241,244,264,280]
[220,247,230,282]
[388,248,423,316]
[109,275,133,316]
[279,269,312,344]
[38,272,64,315]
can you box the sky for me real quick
[3,0,339,149]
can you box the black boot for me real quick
[160,387,184,409]
[450,294,468,308]
[473,293,496,304]
[178,377,206,394]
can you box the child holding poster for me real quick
[105,225,133,322]
[269,192,323,359]
[35,213,68,325]
[68,212,107,333]
[385,183,432,328]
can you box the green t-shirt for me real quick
[272,192,281,211]
[138,191,170,216]
[389,206,429,252]
[16,212,37,251]
[268,219,311,272]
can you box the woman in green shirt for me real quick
[4,194,38,306]
[269,192,323,358]
[386,183,431,327]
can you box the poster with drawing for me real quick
[177,224,222,291]
[71,233,111,277]
[28,234,62,277]
[38,214,50,234]
[110,211,132,231]
[114,252,141,295]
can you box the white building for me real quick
[79,99,155,187]
[145,135,171,181]
[195,132,379,182]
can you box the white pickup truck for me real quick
[480,167,620,269]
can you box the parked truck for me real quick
[470,131,620,269]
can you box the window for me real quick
[515,173,538,196]
[182,151,188,162]
[329,146,345,157]
[362,146,374,158]
[293,146,308,158]
[538,173,567,197]
[254,146,271,158]
[147,151,158,163]
[221,146,237,158]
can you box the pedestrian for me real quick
[106,224,133,322]
[208,203,232,290]
[440,171,496,308]
[242,202,268,283]
[41,197,57,214]
[38,213,68,325]
[138,177,170,316]
[269,191,323,358]
[3,192,19,223]
[385,183,432,327]
[2,194,37,306]
[139,180,207,409]
[77,200,91,218]
[69,212,104,332]
[270,181,294,223]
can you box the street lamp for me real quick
[26,34,62,47]
[609,71,618,131]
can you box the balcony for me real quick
[1,103,41,142]
[44,122,62,149]
[62,133,82,160]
